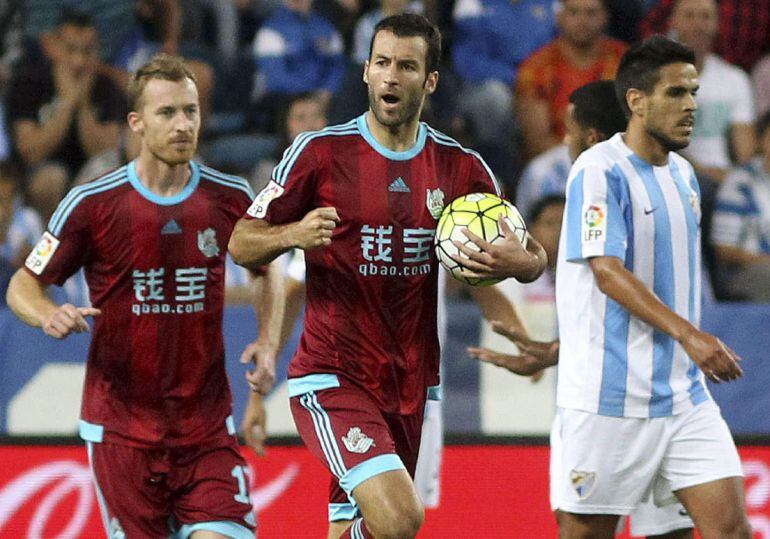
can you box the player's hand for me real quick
[42,304,101,339]
[240,340,277,395]
[451,217,546,282]
[679,328,742,383]
[491,321,559,366]
[467,346,549,377]
[292,207,340,250]
[241,392,267,456]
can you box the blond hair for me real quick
[127,54,198,111]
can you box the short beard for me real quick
[367,85,423,128]
[647,124,689,153]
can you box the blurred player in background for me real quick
[472,80,696,538]
[553,36,748,538]
[6,54,282,538]
[229,13,547,539]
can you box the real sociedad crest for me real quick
[426,188,445,220]
[198,228,219,258]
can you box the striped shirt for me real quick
[555,133,708,418]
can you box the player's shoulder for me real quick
[572,135,624,173]
[197,162,255,199]
[423,123,480,161]
[287,117,362,153]
[48,165,131,235]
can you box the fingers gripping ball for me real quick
[434,193,527,286]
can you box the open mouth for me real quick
[381,94,400,105]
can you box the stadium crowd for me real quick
[1,0,769,305]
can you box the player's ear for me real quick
[127,111,144,135]
[627,88,644,118]
[586,128,604,147]
[363,60,369,84]
[424,71,438,95]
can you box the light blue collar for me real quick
[128,160,200,205]
[356,113,427,161]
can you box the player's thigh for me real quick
[551,408,667,516]
[557,512,620,539]
[659,402,747,535]
[171,441,256,539]
[86,442,172,537]
[352,468,424,535]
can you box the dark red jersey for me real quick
[25,161,254,448]
[246,114,499,415]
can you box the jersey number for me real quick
[231,465,250,504]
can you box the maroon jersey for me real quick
[246,114,500,415]
[25,162,254,448]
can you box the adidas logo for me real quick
[161,219,182,235]
[388,177,410,193]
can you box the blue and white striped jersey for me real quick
[555,133,709,418]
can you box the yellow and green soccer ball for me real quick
[434,193,527,286]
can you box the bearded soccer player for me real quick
[5,55,280,538]
[229,13,547,539]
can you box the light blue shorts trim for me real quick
[79,419,104,442]
[173,520,254,539]
[339,454,405,495]
[329,502,359,521]
[288,374,340,397]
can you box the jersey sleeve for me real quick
[463,152,502,196]
[563,163,628,262]
[24,199,91,286]
[245,135,319,224]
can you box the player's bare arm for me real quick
[452,215,547,283]
[242,261,285,395]
[468,321,559,377]
[241,391,267,456]
[589,256,742,383]
[229,207,340,268]
[6,269,101,339]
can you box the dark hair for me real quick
[127,54,198,111]
[528,194,566,223]
[569,80,627,138]
[369,13,442,74]
[756,110,770,139]
[58,8,95,29]
[614,35,695,119]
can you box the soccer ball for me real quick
[434,193,528,286]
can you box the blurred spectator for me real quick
[752,54,770,117]
[515,0,626,160]
[516,80,626,220]
[639,0,770,72]
[252,92,328,191]
[667,0,755,183]
[711,111,770,302]
[352,0,422,65]
[251,0,345,130]
[451,0,557,192]
[6,10,126,220]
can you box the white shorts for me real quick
[414,398,442,509]
[551,400,743,515]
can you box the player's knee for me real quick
[367,501,424,539]
[708,512,751,539]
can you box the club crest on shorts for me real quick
[569,470,596,500]
[342,427,375,454]
[197,227,219,257]
[426,188,445,220]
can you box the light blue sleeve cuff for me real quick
[174,520,254,539]
[339,454,405,496]
[79,419,104,443]
[329,502,359,522]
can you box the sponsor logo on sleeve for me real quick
[582,203,607,242]
[247,181,284,219]
[25,232,60,275]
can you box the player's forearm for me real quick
[590,258,696,343]
[254,262,285,352]
[229,218,298,268]
[6,269,57,328]
[468,284,528,335]
[714,245,770,266]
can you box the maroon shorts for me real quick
[289,376,424,521]
[86,438,256,538]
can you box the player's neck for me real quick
[623,123,669,167]
[134,154,192,197]
[365,111,420,152]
